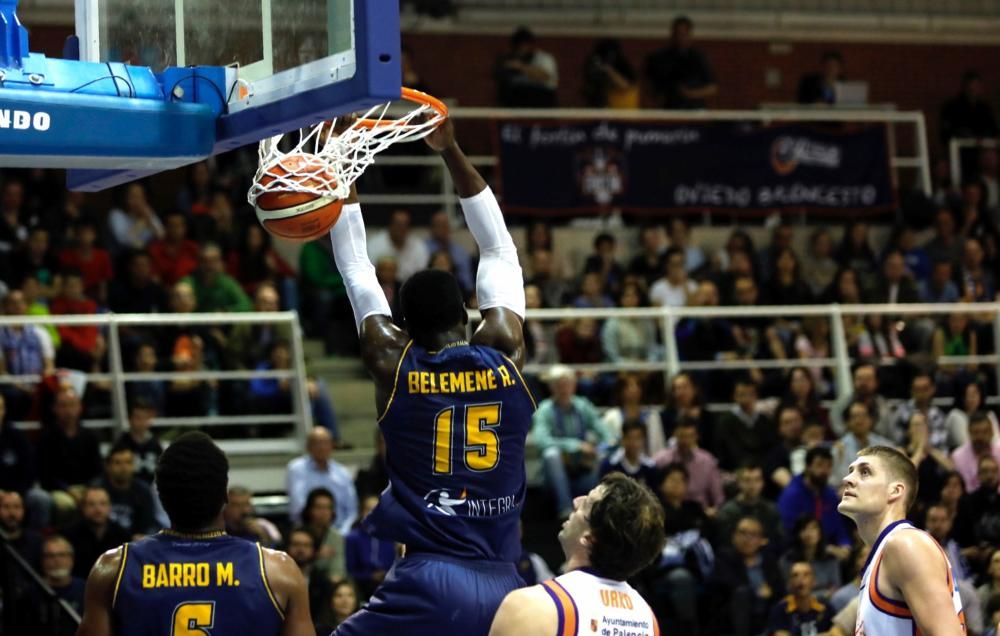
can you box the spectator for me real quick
[35,535,86,633]
[792,321,832,400]
[675,279,737,365]
[223,485,281,546]
[0,289,55,418]
[249,339,339,440]
[554,318,603,368]
[866,249,919,304]
[830,362,893,439]
[940,70,998,144]
[821,266,863,305]
[776,447,852,552]
[920,259,961,303]
[286,527,334,625]
[345,494,395,600]
[0,491,42,566]
[925,502,973,583]
[601,374,666,455]
[107,250,168,314]
[0,393,36,497]
[905,412,953,508]
[936,471,966,531]
[947,381,1000,447]
[582,38,638,109]
[713,377,778,472]
[955,456,1000,568]
[979,147,1000,212]
[601,282,658,363]
[893,225,932,283]
[65,486,129,578]
[649,246,697,307]
[764,247,813,306]
[932,312,978,388]
[515,519,555,586]
[628,225,666,290]
[759,222,796,285]
[525,249,571,309]
[890,371,950,450]
[193,188,239,252]
[797,51,844,105]
[599,420,659,490]
[0,179,27,260]
[655,418,724,513]
[764,405,809,494]
[784,367,830,430]
[978,549,1000,614]
[38,386,102,501]
[147,211,200,287]
[494,27,558,108]
[50,269,100,371]
[10,226,61,301]
[164,332,215,418]
[952,411,1000,492]
[728,276,788,370]
[835,221,878,289]
[426,210,473,294]
[829,548,869,613]
[532,364,614,519]
[366,208,429,284]
[107,182,164,253]
[925,208,965,269]
[779,517,842,599]
[374,256,403,324]
[572,271,614,309]
[126,342,165,414]
[662,372,713,449]
[354,430,388,501]
[668,218,706,274]
[18,274,59,350]
[958,236,995,300]
[225,283,291,369]
[716,463,783,548]
[226,223,296,301]
[644,16,717,109]
[830,401,895,487]
[298,236,352,355]
[710,516,784,636]
[286,427,358,535]
[175,160,214,215]
[583,232,625,298]
[182,243,252,313]
[801,228,838,296]
[315,579,361,634]
[300,487,347,584]
[766,561,834,636]
[94,444,159,537]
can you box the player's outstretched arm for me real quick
[262,548,315,636]
[882,532,966,636]
[489,586,557,636]
[330,185,409,406]
[425,119,527,368]
[76,547,123,636]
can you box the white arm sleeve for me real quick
[460,187,525,318]
[329,203,392,331]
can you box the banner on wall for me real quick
[494,120,895,215]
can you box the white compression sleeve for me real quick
[460,187,525,318]
[328,203,392,331]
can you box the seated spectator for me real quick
[10,226,61,301]
[366,208,428,283]
[94,444,159,537]
[526,249,571,309]
[759,222,795,285]
[375,256,403,324]
[599,420,659,490]
[668,218,706,274]
[354,430,388,501]
[0,179,27,261]
[801,228,838,296]
[286,527,334,625]
[893,225,931,283]
[955,456,1000,572]
[830,361,893,439]
[649,247,697,307]
[107,250,168,314]
[226,223,296,302]
[223,485,281,547]
[107,182,164,254]
[35,535,86,633]
[848,314,908,382]
[777,447,852,553]
[716,244,758,305]
[554,319,604,391]
[225,283,292,369]
[644,15,717,109]
[182,243,252,313]
[532,365,614,519]
[193,189,239,252]
[147,211,200,287]
[164,332,215,418]
[19,273,59,349]
[958,236,994,301]
[905,412,953,508]
[890,371,950,449]
[582,38,638,109]
[978,146,1000,211]
[829,548,869,613]
[958,182,999,257]
[495,27,558,108]
[628,225,666,290]
[126,342,165,414]
[792,325,833,401]
[583,232,624,298]
[298,236,353,355]
[675,279,737,365]
[655,418,724,513]
[763,247,813,306]
[109,402,160,486]
[830,401,895,487]
[783,367,830,431]
[425,210,473,293]
[175,160,214,215]
[715,462,783,548]
[953,411,1000,492]
[925,502,973,584]
[572,271,614,309]
[924,208,964,269]
[286,428,358,535]
[345,495,396,600]
[66,486,129,578]
[661,372,713,449]
[249,339,339,440]
[601,374,666,455]
[835,221,878,290]
[713,377,778,472]
[821,266,863,305]
[0,491,42,567]
[38,386,102,511]
[764,405,808,496]
[766,561,834,636]
[948,381,1000,448]
[920,259,961,303]
[57,218,112,304]
[978,549,1000,615]
[0,289,55,419]
[315,579,361,634]
[797,50,843,105]
[0,392,37,498]
[779,517,842,600]
[600,282,659,364]
[300,487,347,584]
[728,276,788,371]
[50,269,100,371]
[866,249,919,304]
[710,516,784,636]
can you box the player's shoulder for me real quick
[880,526,946,574]
[491,584,557,636]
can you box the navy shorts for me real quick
[332,552,525,636]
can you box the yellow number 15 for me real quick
[172,602,215,636]
[433,403,502,474]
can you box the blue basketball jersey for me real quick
[113,532,284,636]
[365,341,536,562]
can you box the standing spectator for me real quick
[599,420,659,490]
[107,250,168,314]
[920,259,961,303]
[797,51,844,105]
[655,418,724,513]
[65,486,129,578]
[300,487,347,584]
[531,364,614,519]
[713,377,778,472]
[37,387,102,506]
[181,243,252,312]
[35,535,86,634]
[779,517,842,599]
[890,371,950,450]
[425,210,473,295]
[710,516,784,636]
[766,562,834,636]
[952,411,1000,492]
[107,182,164,253]
[830,401,895,487]
[776,447,852,552]
[583,232,625,298]
[801,229,838,296]
[716,463,783,547]
[147,211,200,287]
[494,27,558,108]
[94,444,159,537]
[226,223,296,301]
[113,399,162,485]
[366,209,429,283]
[644,16,718,109]
[940,70,998,145]
[628,225,666,290]
[649,246,697,307]
[49,270,100,371]
[0,289,55,419]
[582,38,638,109]
[345,494,396,601]
[286,427,358,535]
[601,374,666,455]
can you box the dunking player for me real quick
[327,117,535,635]
[76,432,313,636]
[489,473,665,636]
[837,445,965,636]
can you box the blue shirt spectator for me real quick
[776,447,851,547]
[426,210,474,293]
[286,428,358,535]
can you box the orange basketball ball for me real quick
[254,154,344,242]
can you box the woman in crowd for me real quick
[945,380,1000,445]
[601,373,666,455]
[782,366,830,432]
[662,372,713,448]
[300,488,347,584]
[780,516,842,600]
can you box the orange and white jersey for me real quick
[541,569,659,636]
[856,520,965,636]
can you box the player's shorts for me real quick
[332,552,525,636]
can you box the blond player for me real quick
[838,445,965,636]
[489,473,665,636]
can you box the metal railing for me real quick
[0,312,312,454]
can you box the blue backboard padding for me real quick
[0,53,164,99]
[67,0,402,192]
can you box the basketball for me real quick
[254,154,343,242]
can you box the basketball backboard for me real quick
[64,0,401,190]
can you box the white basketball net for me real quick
[248,98,446,205]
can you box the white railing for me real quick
[949,136,998,190]
[0,312,312,455]
[372,107,930,227]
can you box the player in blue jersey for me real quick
[328,117,536,636]
[76,431,314,636]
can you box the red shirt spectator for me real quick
[50,271,98,360]
[147,211,200,286]
[58,219,113,303]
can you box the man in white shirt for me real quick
[366,208,429,283]
[495,27,559,108]
[286,427,358,535]
[649,246,697,308]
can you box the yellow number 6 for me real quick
[172,601,215,636]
